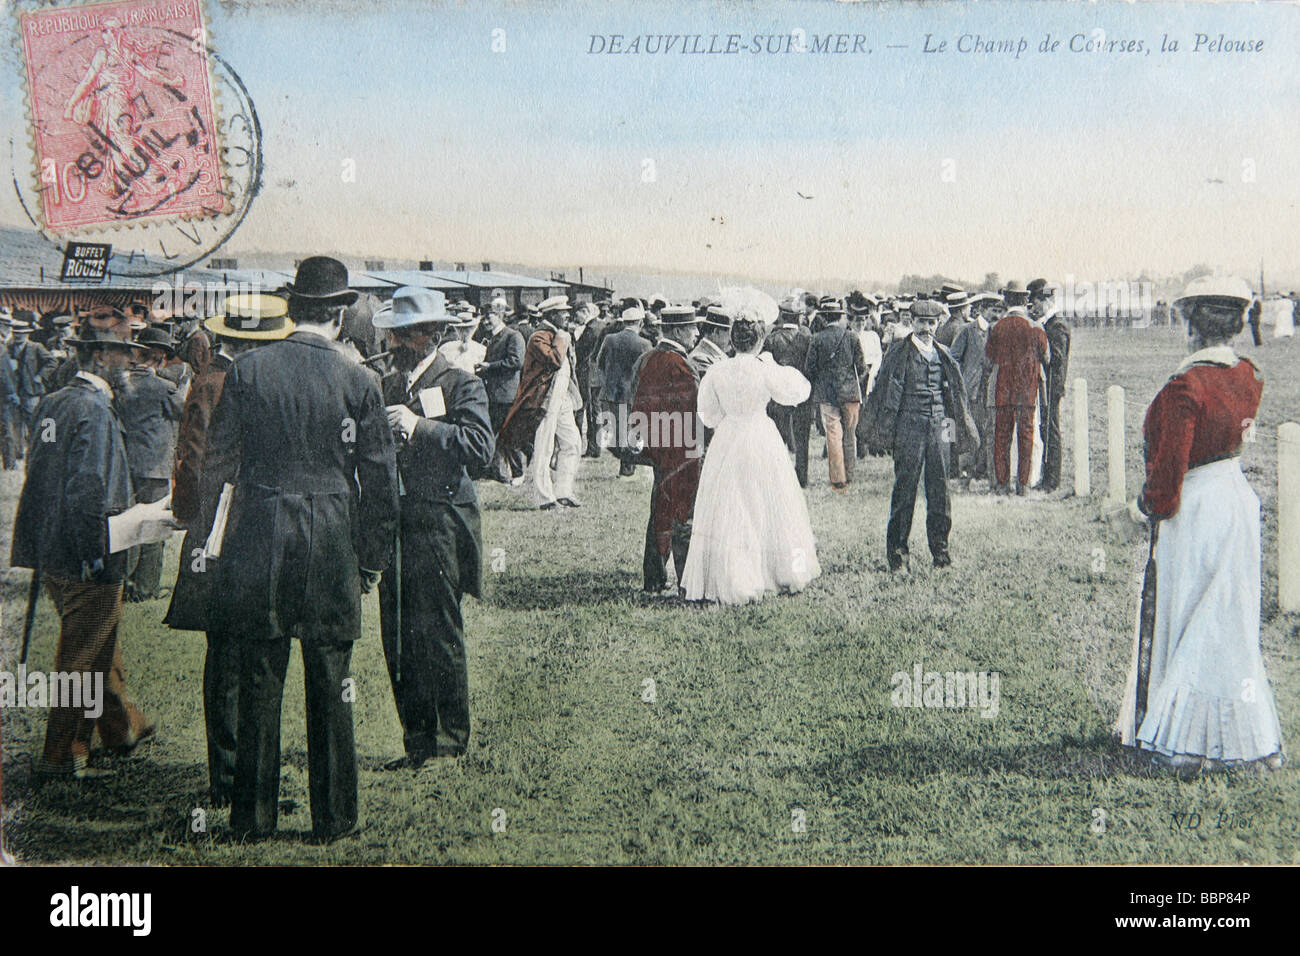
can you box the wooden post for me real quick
[1280,422,1300,613]
[1107,385,1125,507]
[1073,378,1090,496]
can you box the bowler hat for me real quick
[204,293,295,340]
[1003,279,1028,296]
[282,256,358,307]
[131,326,175,356]
[372,287,455,329]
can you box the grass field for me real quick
[2,326,1297,865]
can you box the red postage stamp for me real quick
[18,0,228,233]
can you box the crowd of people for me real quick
[1,259,1285,850]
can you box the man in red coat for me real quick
[631,305,704,593]
[985,280,1048,494]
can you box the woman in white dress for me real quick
[681,311,821,605]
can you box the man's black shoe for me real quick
[558,497,581,508]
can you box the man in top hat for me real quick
[864,299,978,570]
[1029,279,1070,493]
[936,292,971,347]
[9,310,58,447]
[804,297,866,491]
[574,301,610,458]
[116,325,186,602]
[764,297,814,487]
[372,288,493,767]
[497,295,583,508]
[165,293,287,806]
[437,310,487,375]
[202,256,398,842]
[689,305,732,379]
[985,279,1048,494]
[631,305,704,593]
[476,299,527,483]
[595,305,652,477]
[11,328,155,780]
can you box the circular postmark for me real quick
[12,17,262,278]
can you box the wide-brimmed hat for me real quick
[372,287,455,329]
[204,293,295,340]
[281,256,358,307]
[130,326,175,356]
[9,319,35,333]
[660,305,701,326]
[65,327,137,349]
[1174,275,1252,310]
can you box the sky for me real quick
[2,0,1298,287]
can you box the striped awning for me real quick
[0,288,152,315]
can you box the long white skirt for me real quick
[681,412,821,605]
[1115,458,1284,761]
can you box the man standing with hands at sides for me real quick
[804,297,866,491]
[373,288,494,768]
[985,280,1048,495]
[765,297,814,487]
[865,300,978,571]
[9,311,57,448]
[202,257,398,843]
[497,296,583,509]
[631,305,703,595]
[1029,279,1071,493]
[12,328,155,780]
[595,304,652,476]
[477,298,526,484]
[576,301,609,458]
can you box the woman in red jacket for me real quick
[1116,277,1284,774]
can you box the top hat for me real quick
[660,304,701,326]
[282,257,358,307]
[204,293,295,340]
[372,287,456,329]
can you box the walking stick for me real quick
[1134,520,1160,740]
[19,571,40,665]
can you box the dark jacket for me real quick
[382,352,493,599]
[479,325,525,406]
[10,376,133,580]
[948,321,989,404]
[804,320,866,406]
[597,326,651,403]
[764,322,812,372]
[10,339,57,399]
[117,366,185,480]
[575,317,609,387]
[202,331,399,643]
[864,336,979,456]
[1044,313,1072,399]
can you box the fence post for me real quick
[1280,422,1300,613]
[1073,378,1090,496]
[1106,385,1125,507]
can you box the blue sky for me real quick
[3,0,1297,284]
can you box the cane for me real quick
[19,571,40,665]
[1134,520,1160,741]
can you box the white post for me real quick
[1280,422,1300,613]
[1107,385,1125,507]
[1073,378,1090,497]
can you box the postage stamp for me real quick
[17,0,227,232]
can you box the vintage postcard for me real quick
[0,0,1296,927]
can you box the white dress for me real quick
[681,353,822,604]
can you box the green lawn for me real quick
[2,326,1298,865]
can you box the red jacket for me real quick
[631,342,702,559]
[984,312,1047,407]
[1140,357,1263,519]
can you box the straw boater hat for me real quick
[371,287,456,329]
[659,304,701,326]
[204,293,295,340]
[702,305,732,330]
[946,291,970,309]
[537,295,571,316]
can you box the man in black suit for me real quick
[763,299,814,487]
[203,257,399,843]
[476,303,526,482]
[575,302,609,457]
[373,288,494,767]
[118,327,186,601]
[11,329,154,779]
[9,311,58,447]
[595,306,651,476]
[1030,279,1071,493]
[804,297,866,491]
